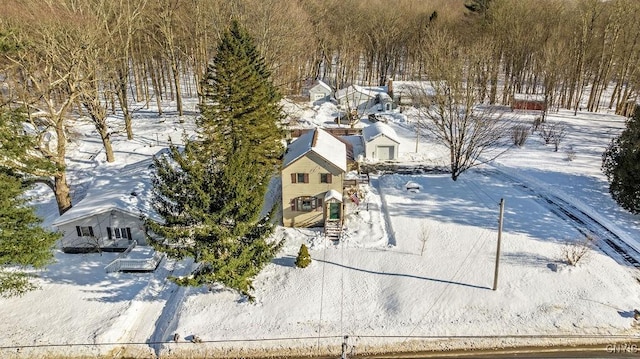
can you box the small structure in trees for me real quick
[308,80,333,103]
[362,122,400,161]
[335,85,377,113]
[511,94,546,111]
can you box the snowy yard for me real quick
[1,100,640,358]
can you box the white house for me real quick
[52,158,159,252]
[335,85,377,112]
[389,80,437,107]
[308,80,333,103]
[362,122,400,161]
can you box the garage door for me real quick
[376,146,394,160]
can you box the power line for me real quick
[316,235,329,353]
[340,235,345,338]
[402,227,491,341]
[3,333,633,351]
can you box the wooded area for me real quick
[1,0,640,212]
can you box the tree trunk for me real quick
[116,68,134,140]
[54,171,72,215]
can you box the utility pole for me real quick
[493,198,505,291]
[341,335,349,359]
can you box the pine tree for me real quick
[199,19,284,229]
[602,105,640,214]
[149,20,284,300]
[295,244,311,268]
[0,107,55,176]
[0,170,59,297]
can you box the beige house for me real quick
[281,127,347,233]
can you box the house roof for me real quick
[283,127,347,172]
[311,80,332,93]
[513,93,545,102]
[363,122,400,144]
[335,84,377,100]
[52,157,161,227]
[392,81,437,97]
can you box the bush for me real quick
[539,122,567,151]
[566,146,576,161]
[295,244,311,268]
[511,125,530,147]
[561,235,595,266]
[532,116,543,133]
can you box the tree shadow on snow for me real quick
[272,255,296,267]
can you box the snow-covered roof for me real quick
[324,189,343,202]
[335,85,378,100]
[513,93,545,102]
[363,122,400,144]
[392,81,437,97]
[52,157,160,227]
[312,80,332,93]
[283,127,347,172]
[378,92,392,102]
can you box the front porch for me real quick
[324,190,344,241]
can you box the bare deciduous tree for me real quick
[419,224,429,256]
[412,30,515,181]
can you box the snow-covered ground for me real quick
[1,98,640,358]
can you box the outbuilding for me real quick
[308,80,333,103]
[511,93,546,111]
[362,122,400,161]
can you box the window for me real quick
[290,196,322,212]
[290,173,309,183]
[320,173,332,184]
[107,227,132,240]
[75,226,94,237]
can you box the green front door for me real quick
[329,203,340,220]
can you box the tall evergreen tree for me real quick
[602,105,640,214]
[149,20,284,300]
[0,108,59,298]
[0,170,60,297]
[0,107,55,177]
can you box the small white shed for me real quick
[363,122,400,161]
[309,80,333,103]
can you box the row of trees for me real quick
[2,0,640,214]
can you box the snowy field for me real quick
[1,99,640,358]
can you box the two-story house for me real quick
[281,127,347,235]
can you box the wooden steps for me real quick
[324,221,342,241]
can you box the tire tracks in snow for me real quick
[485,164,640,272]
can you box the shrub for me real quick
[532,116,543,133]
[295,244,311,268]
[566,146,576,161]
[539,122,567,151]
[561,235,595,266]
[511,125,530,147]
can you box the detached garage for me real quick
[363,122,400,161]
